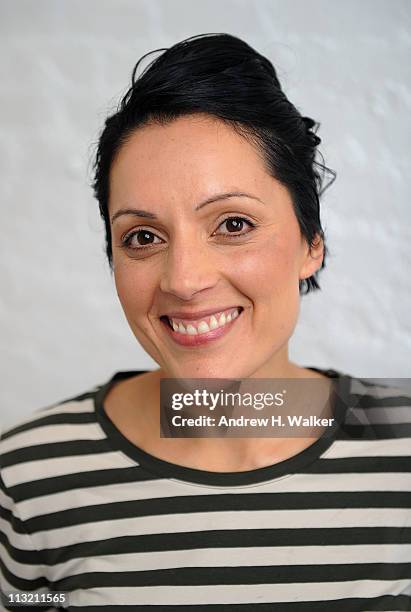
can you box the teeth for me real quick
[209,315,218,330]
[197,321,210,333]
[186,324,197,335]
[168,308,241,336]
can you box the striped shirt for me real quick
[1,368,410,611]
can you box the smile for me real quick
[160,307,243,346]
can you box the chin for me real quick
[162,357,250,381]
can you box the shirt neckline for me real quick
[94,367,352,487]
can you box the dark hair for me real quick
[93,33,335,295]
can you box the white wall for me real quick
[1,0,410,427]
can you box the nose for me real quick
[159,235,220,300]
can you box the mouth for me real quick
[160,306,244,347]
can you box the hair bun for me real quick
[301,116,321,147]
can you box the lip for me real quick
[160,308,243,347]
[161,306,242,320]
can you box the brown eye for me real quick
[216,216,255,237]
[122,229,162,249]
[136,230,155,245]
[225,218,245,232]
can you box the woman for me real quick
[1,34,410,610]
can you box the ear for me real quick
[299,234,324,281]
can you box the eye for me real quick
[121,229,163,250]
[119,216,256,252]
[214,216,256,237]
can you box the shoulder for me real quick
[337,375,411,447]
[0,380,106,490]
[1,382,101,440]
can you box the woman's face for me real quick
[109,114,323,379]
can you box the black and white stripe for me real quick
[1,370,410,610]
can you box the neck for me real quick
[143,363,333,471]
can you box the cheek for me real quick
[227,236,300,301]
[113,264,154,319]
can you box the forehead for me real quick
[109,114,283,209]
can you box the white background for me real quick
[1,0,410,427]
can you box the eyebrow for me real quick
[110,191,264,225]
